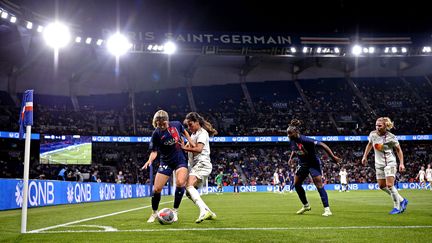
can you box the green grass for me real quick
[40,143,92,165]
[1,190,431,242]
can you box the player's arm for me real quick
[394,144,405,172]
[361,141,373,166]
[141,151,158,170]
[288,151,295,165]
[182,129,196,147]
[182,142,204,153]
[318,142,341,163]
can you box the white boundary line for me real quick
[27,200,173,233]
[30,225,432,234]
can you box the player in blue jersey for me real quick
[287,119,341,216]
[232,168,240,193]
[287,168,295,193]
[278,168,286,193]
[141,110,195,223]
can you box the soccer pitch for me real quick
[1,190,431,242]
[40,143,92,165]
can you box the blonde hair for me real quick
[377,117,394,130]
[152,110,169,128]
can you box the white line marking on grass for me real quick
[30,225,432,234]
[27,200,173,233]
[64,225,118,232]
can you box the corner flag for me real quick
[19,90,34,233]
[19,90,34,139]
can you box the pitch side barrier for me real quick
[1,131,431,143]
[0,179,425,210]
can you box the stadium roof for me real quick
[1,0,432,95]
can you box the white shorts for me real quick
[419,177,425,183]
[341,179,347,184]
[376,164,397,180]
[189,162,212,181]
[427,177,432,182]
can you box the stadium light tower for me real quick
[163,41,177,55]
[43,22,71,49]
[107,33,132,57]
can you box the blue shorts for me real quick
[233,179,239,185]
[157,161,188,176]
[296,166,322,178]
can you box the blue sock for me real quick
[295,184,308,205]
[151,192,161,211]
[317,187,329,207]
[174,187,185,209]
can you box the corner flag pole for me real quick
[21,125,32,233]
[19,90,34,234]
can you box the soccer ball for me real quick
[157,208,175,225]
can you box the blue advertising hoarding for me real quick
[0,179,424,211]
[0,179,170,211]
[1,131,432,143]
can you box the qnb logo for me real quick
[302,184,317,191]
[348,184,358,190]
[136,185,147,197]
[67,183,92,203]
[239,186,257,192]
[334,185,341,190]
[368,183,379,190]
[67,184,74,203]
[206,186,218,193]
[163,138,176,146]
[266,186,274,192]
[16,181,55,207]
[120,185,132,199]
[15,181,24,207]
[99,184,116,200]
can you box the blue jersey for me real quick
[278,172,285,183]
[149,121,186,165]
[232,172,239,183]
[289,135,321,168]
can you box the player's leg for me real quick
[173,166,188,221]
[187,175,215,223]
[311,172,331,216]
[147,172,170,223]
[384,165,407,214]
[294,168,310,214]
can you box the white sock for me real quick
[324,207,331,211]
[381,187,391,195]
[187,186,209,215]
[389,186,401,209]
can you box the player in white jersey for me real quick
[273,169,280,193]
[361,117,408,214]
[182,112,217,223]
[416,166,426,189]
[426,164,432,190]
[338,167,349,192]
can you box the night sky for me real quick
[9,0,432,35]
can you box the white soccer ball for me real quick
[157,208,175,225]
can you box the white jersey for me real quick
[188,128,211,168]
[339,170,348,184]
[368,131,399,167]
[418,170,426,181]
[273,172,280,184]
[426,168,432,181]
